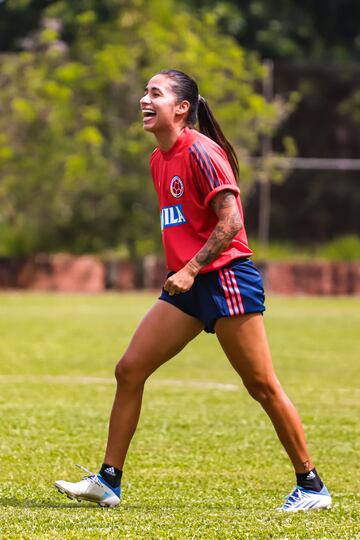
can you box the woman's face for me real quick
[140,74,188,133]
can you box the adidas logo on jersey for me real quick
[160,204,187,230]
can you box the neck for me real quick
[155,125,186,152]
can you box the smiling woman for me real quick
[141,74,191,151]
[55,69,332,513]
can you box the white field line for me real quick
[0,374,239,392]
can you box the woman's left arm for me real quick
[164,190,243,295]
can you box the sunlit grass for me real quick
[0,293,359,539]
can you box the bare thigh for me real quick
[118,299,204,380]
[215,313,278,388]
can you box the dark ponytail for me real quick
[197,96,239,181]
[158,69,240,181]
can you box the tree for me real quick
[0,0,290,257]
[184,0,360,62]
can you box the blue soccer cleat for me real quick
[278,484,332,512]
[55,464,120,508]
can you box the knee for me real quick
[244,378,281,404]
[114,355,145,388]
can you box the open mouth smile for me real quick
[142,108,157,118]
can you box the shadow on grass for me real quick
[0,497,235,512]
[0,497,100,509]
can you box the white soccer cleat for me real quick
[278,484,331,512]
[55,465,121,508]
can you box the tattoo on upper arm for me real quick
[210,190,237,212]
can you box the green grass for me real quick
[0,293,359,539]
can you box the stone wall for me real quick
[0,254,359,294]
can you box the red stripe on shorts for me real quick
[219,269,236,316]
[223,268,240,316]
[228,268,245,315]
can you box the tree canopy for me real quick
[0,0,288,257]
[185,0,360,62]
[1,0,358,255]
[2,0,360,62]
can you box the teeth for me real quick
[142,109,156,117]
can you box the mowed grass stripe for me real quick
[0,293,359,539]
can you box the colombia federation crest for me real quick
[169,176,184,198]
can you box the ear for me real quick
[175,100,190,117]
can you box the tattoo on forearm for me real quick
[195,218,239,267]
[194,191,243,268]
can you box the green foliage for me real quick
[2,1,360,62]
[317,235,360,262]
[185,0,360,62]
[249,238,310,262]
[0,1,291,257]
[249,235,360,262]
[339,89,360,125]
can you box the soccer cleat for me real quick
[278,484,332,512]
[55,464,121,508]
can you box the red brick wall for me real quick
[0,255,359,294]
[0,254,104,292]
[264,261,360,294]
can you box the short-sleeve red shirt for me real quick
[150,127,252,273]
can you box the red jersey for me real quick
[150,127,252,273]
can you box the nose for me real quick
[140,94,151,106]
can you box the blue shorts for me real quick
[159,258,265,333]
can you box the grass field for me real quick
[0,293,359,539]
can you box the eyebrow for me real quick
[144,85,163,92]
